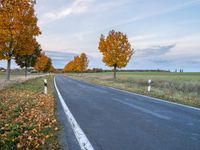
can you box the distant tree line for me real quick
[62,68,171,73]
[86,68,103,73]
[106,69,171,72]
[175,69,184,73]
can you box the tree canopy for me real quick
[98,30,134,78]
[34,53,52,72]
[63,53,89,73]
[0,0,41,79]
[15,42,42,76]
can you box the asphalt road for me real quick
[55,75,200,150]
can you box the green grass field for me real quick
[67,72,200,108]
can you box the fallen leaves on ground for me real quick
[0,88,59,149]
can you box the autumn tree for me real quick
[15,42,42,76]
[0,0,41,80]
[63,53,89,73]
[45,58,52,72]
[73,56,81,72]
[34,53,52,72]
[63,60,74,72]
[49,65,56,73]
[98,30,134,79]
[79,53,89,73]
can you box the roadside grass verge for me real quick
[0,75,60,149]
[67,72,200,108]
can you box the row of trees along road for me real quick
[63,53,89,73]
[63,30,133,79]
[99,30,134,79]
[34,52,53,73]
[0,0,45,80]
[15,43,42,76]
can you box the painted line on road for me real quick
[62,75,200,111]
[112,98,171,120]
[108,87,200,111]
[54,77,94,150]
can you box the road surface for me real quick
[55,75,200,150]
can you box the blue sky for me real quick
[0,0,200,71]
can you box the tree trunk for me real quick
[6,59,11,80]
[25,66,28,77]
[113,65,117,79]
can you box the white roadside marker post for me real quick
[44,79,47,95]
[148,79,151,92]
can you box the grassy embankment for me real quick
[0,75,60,149]
[0,73,24,80]
[67,72,200,108]
[0,72,45,80]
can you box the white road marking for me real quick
[112,98,171,120]
[63,76,200,111]
[54,77,94,150]
[107,87,200,111]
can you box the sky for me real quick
[0,0,200,72]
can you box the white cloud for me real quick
[164,35,200,58]
[130,34,158,42]
[133,34,200,65]
[33,0,200,71]
[95,0,200,31]
[39,0,95,25]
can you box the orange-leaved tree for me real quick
[98,30,134,79]
[15,41,42,77]
[63,53,89,73]
[0,0,41,80]
[79,53,89,73]
[34,53,52,72]
[73,56,81,72]
[63,60,74,72]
